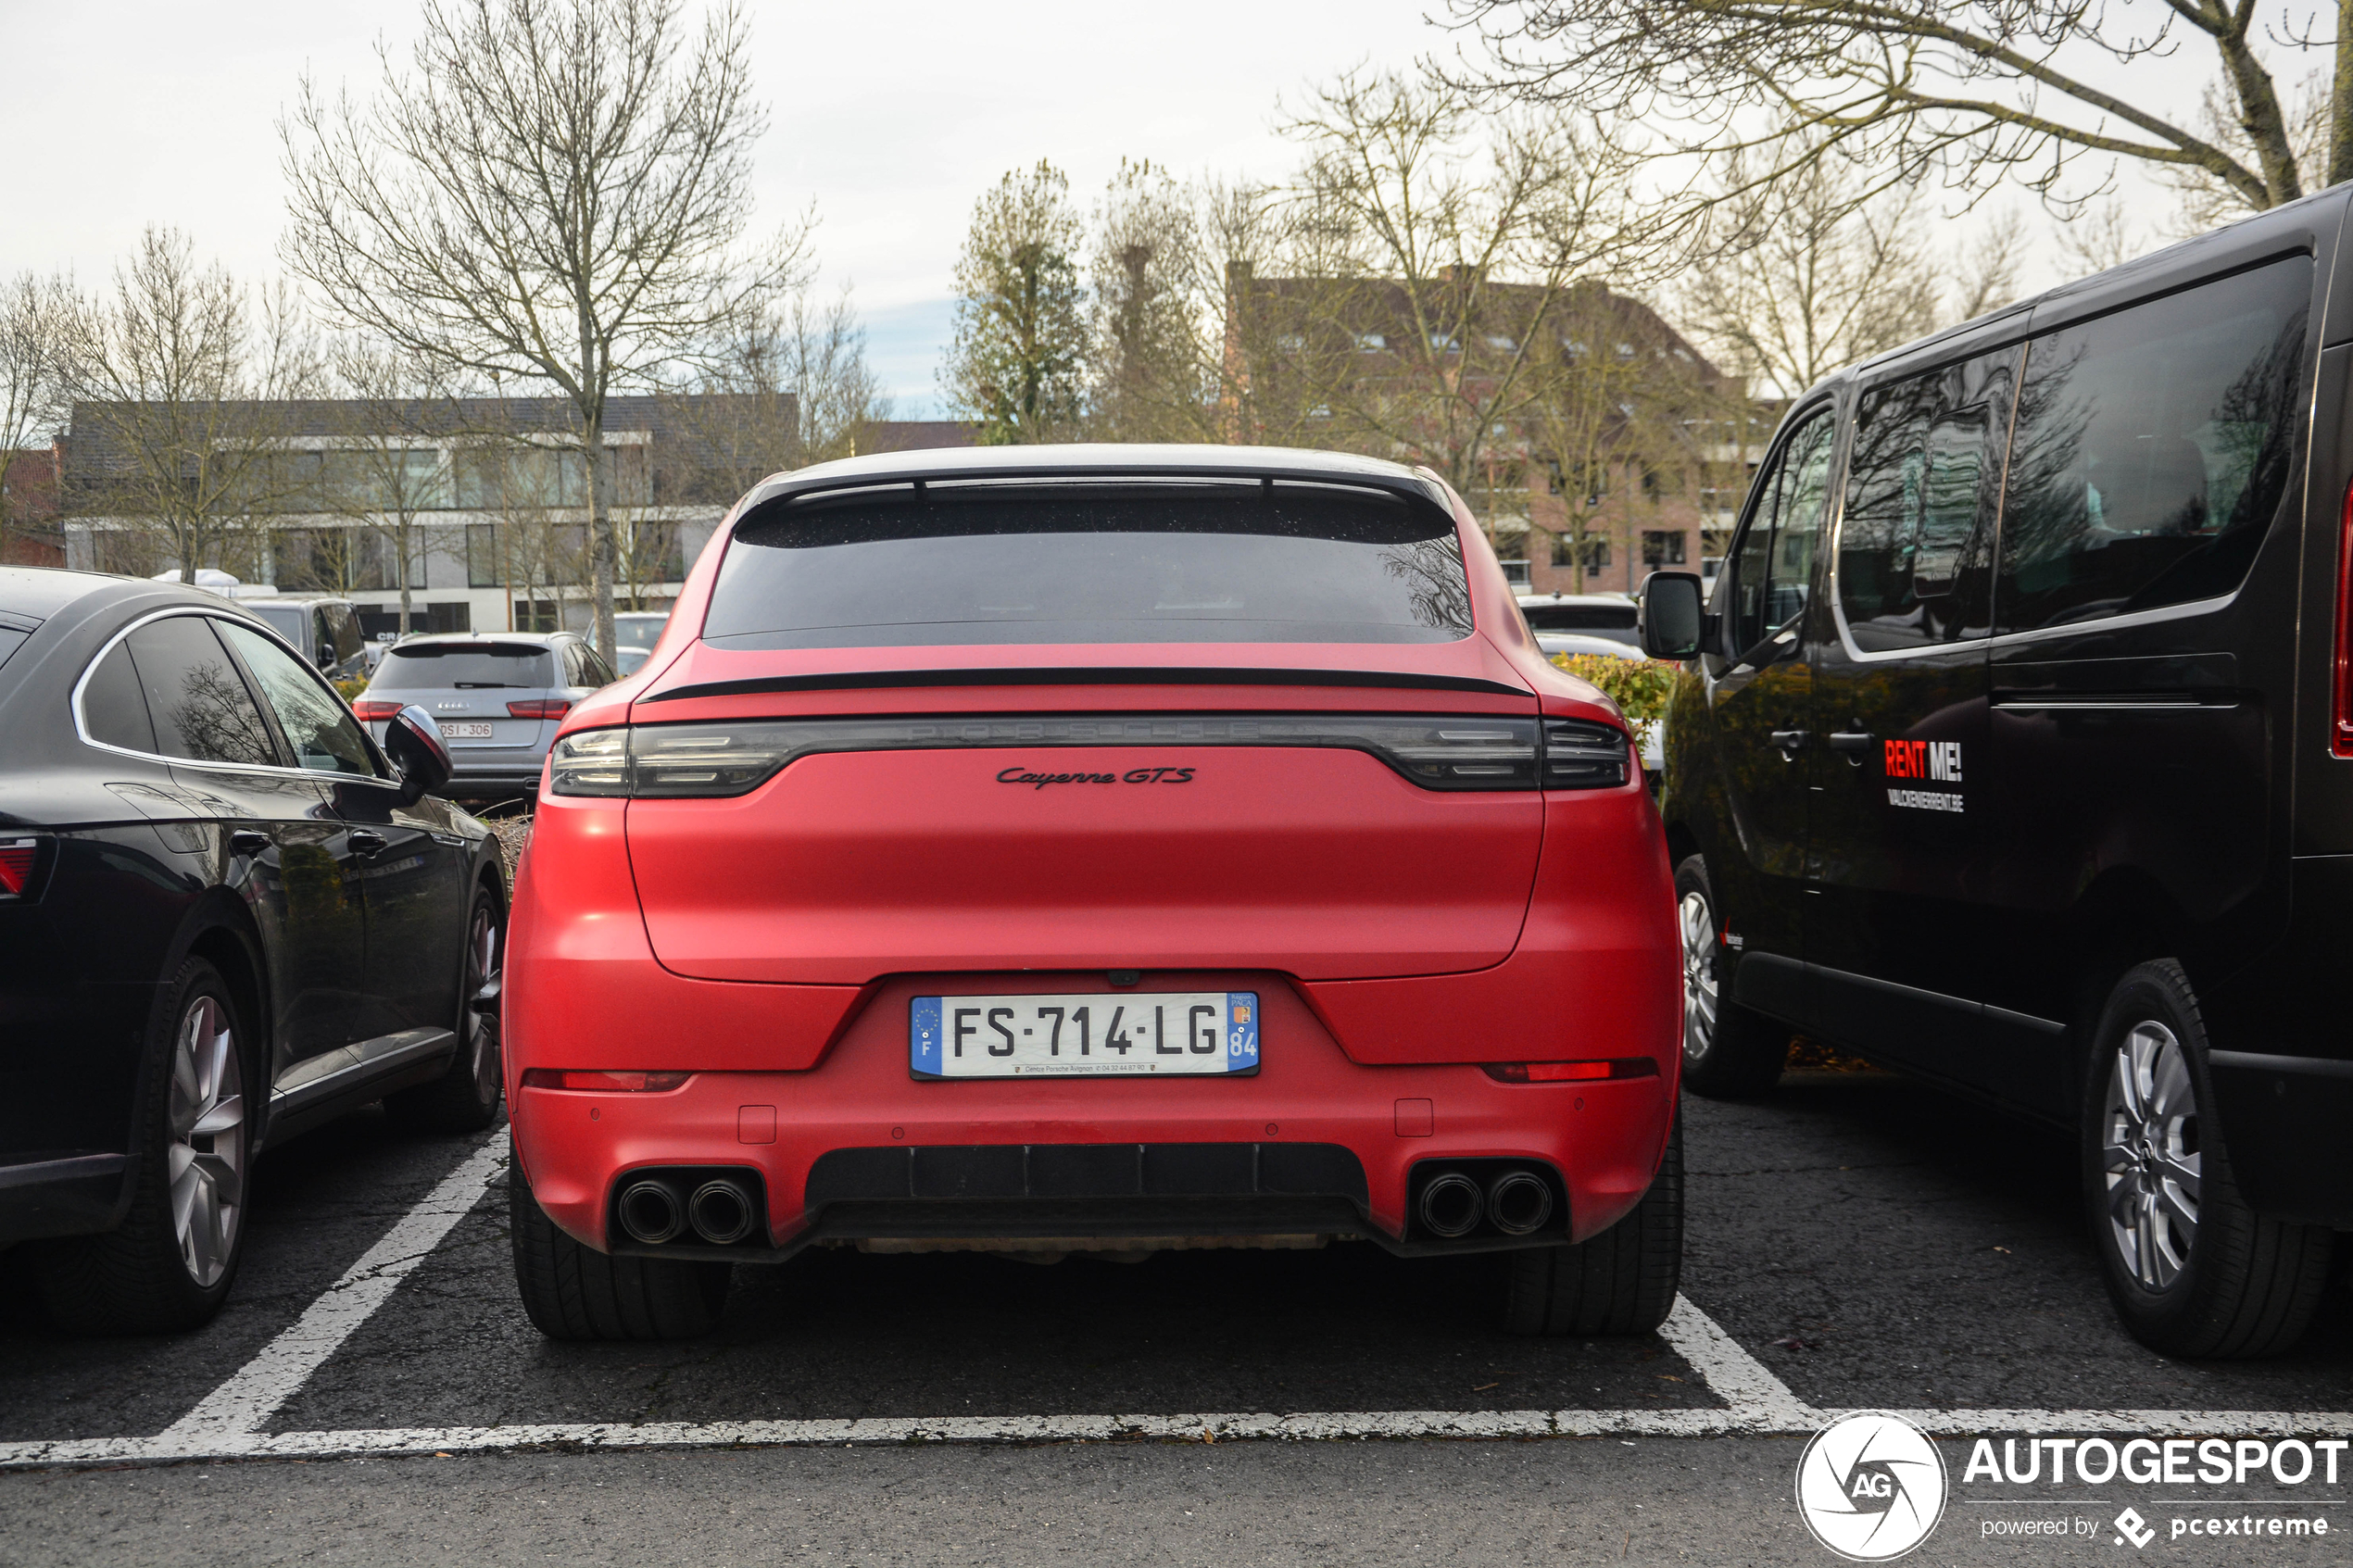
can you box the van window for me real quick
[321,602,363,666]
[1728,411,1834,655]
[1994,256,2311,633]
[707,482,1474,648]
[1839,350,2015,650]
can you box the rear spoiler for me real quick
[640,665,1530,704]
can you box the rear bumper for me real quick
[509,1016,1674,1256]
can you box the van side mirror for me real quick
[1637,571,1705,659]
[384,704,454,806]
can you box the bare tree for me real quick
[282,0,808,659]
[2053,195,2152,279]
[1236,68,1652,533]
[664,282,890,504]
[324,343,470,633]
[1677,150,1940,400]
[1088,160,1215,442]
[61,227,316,583]
[941,160,1089,445]
[1951,208,2029,322]
[0,272,69,565]
[1450,1,2353,217]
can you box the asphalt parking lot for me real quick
[3,1066,2347,1564]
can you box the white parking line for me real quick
[3,1138,2347,1472]
[151,1136,509,1453]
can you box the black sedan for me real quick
[0,567,505,1333]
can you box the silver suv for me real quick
[355,630,613,796]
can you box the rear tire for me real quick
[31,958,253,1335]
[1674,855,1789,1098]
[1503,1113,1682,1336]
[2082,960,2334,1358]
[386,884,504,1135]
[509,1145,731,1341]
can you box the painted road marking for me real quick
[1,1132,2346,1472]
[152,1136,509,1452]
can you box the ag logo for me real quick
[1795,1412,1948,1561]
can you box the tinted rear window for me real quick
[706,480,1474,648]
[371,643,554,689]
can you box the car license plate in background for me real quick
[912,992,1260,1078]
[439,721,494,739]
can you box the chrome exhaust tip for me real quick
[1416,1171,1485,1238]
[1487,1170,1554,1236]
[617,1179,685,1244]
[687,1178,757,1246]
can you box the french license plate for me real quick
[438,721,494,739]
[911,992,1260,1078]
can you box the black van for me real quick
[1638,190,2353,1359]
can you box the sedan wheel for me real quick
[2098,1022,2200,1292]
[167,992,246,1288]
[1678,890,1718,1065]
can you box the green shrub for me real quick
[1551,652,1677,729]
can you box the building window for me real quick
[466,523,501,588]
[1554,533,1608,570]
[514,598,561,633]
[1642,530,1687,567]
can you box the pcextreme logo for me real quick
[1796,1412,1950,1561]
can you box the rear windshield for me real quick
[613,616,667,650]
[250,604,308,646]
[706,480,1474,648]
[370,643,554,689]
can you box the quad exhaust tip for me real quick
[688,1178,757,1246]
[617,1180,685,1245]
[1416,1171,1486,1238]
[1487,1170,1554,1236]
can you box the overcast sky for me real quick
[0,0,1455,416]
[0,1,2230,420]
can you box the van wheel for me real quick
[386,886,504,1135]
[2082,960,2334,1358]
[1673,855,1789,1098]
[1502,1113,1681,1336]
[31,958,252,1334]
[509,1144,731,1341]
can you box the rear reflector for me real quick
[1481,1059,1658,1083]
[508,699,573,720]
[353,700,403,721]
[549,713,1629,799]
[520,1069,692,1092]
[0,838,35,897]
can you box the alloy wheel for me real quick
[1679,890,1718,1062]
[2101,1022,2203,1291]
[464,904,502,1105]
[167,994,245,1288]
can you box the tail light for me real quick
[508,699,573,720]
[0,837,37,898]
[520,1069,691,1092]
[1482,1058,1659,1083]
[2335,478,2353,758]
[353,699,403,721]
[548,713,1630,799]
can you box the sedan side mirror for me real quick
[1637,571,1705,659]
[384,704,454,806]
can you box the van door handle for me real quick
[347,828,388,858]
[1828,731,1875,753]
[228,830,271,858]
[1769,729,1809,754]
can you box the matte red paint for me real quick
[504,457,1680,1256]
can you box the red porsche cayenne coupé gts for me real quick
[503,445,1682,1340]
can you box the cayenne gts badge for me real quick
[996,766,1196,790]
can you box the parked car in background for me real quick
[611,611,670,677]
[1540,633,1666,772]
[354,631,615,798]
[1517,592,1640,648]
[245,596,369,683]
[1642,190,2353,1358]
[504,445,1683,1344]
[0,567,506,1333]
